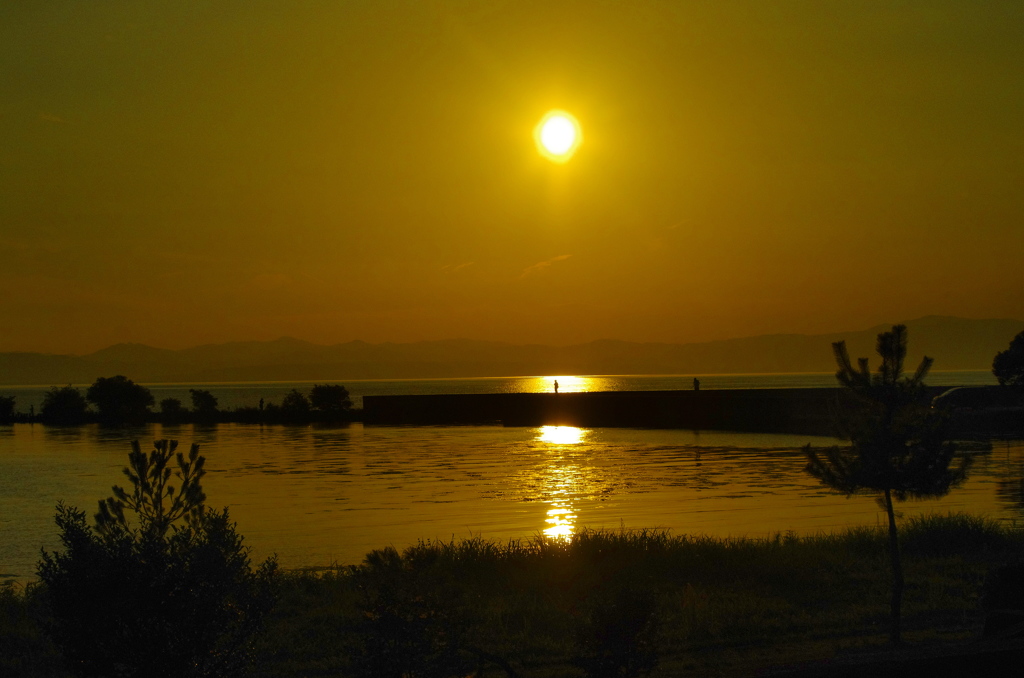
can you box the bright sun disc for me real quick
[535,110,582,163]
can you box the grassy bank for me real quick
[3,513,1022,677]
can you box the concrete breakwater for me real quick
[362,388,850,435]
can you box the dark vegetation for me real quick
[190,388,219,419]
[2,332,1023,674]
[6,440,277,677]
[85,375,155,423]
[805,325,971,644]
[2,378,356,425]
[993,328,1024,387]
[39,386,88,425]
[4,515,1023,678]
[0,394,15,423]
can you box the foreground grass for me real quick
[3,513,1022,677]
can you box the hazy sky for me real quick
[2,1,1022,354]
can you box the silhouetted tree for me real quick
[993,329,1024,387]
[310,384,352,419]
[804,324,971,644]
[40,386,89,425]
[86,375,154,423]
[280,389,311,417]
[189,389,219,418]
[0,395,15,423]
[38,440,277,677]
[160,398,186,421]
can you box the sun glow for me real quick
[537,425,587,445]
[531,375,591,393]
[534,110,582,163]
[544,505,577,541]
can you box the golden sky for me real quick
[2,1,1022,354]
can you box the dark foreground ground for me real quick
[4,515,1022,677]
[254,514,1024,677]
[761,637,1024,677]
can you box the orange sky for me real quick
[2,1,1022,354]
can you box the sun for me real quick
[534,110,582,163]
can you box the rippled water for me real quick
[2,421,1022,583]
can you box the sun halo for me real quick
[535,110,582,163]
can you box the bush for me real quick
[993,329,1024,387]
[310,384,353,420]
[86,375,154,423]
[38,440,277,677]
[40,386,89,425]
[160,397,187,420]
[190,389,219,418]
[280,390,311,420]
[0,581,62,677]
[0,395,15,423]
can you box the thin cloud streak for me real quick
[520,254,572,279]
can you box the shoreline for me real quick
[4,385,1022,436]
[363,387,1024,437]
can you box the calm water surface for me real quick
[2,419,1022,583]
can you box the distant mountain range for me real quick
[1,316,1020,386]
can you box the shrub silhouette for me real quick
[993,329,1024,387]
[310,383,353,420]
[280,389,312,420]
[0,395,15,423]
[352,545,517,678]
[805,325,970,644]
[40,386,89,424]
[85,375,154,423]
[189,389,219,419]
[38,440,277,677]
[160,397,186,421]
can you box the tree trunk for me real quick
[884,488,903,645]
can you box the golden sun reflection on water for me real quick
[544,505,577,541]
[538,425,587,445]
[536,425,590,541]
[527,375,596,393]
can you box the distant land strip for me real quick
[0,316,1020,385]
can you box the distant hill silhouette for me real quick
[0,316,1020,385]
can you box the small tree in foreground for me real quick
[993,329,1024,387]
[804,324,971,645]
[38,440,277,677]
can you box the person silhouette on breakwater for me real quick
[693,377,700,391]
[554,380,559,394]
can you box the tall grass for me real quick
[5,513,1022,677]
[250,513,1023,677]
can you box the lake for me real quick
[2,372,1019,583]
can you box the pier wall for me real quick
[362,389,850,435]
